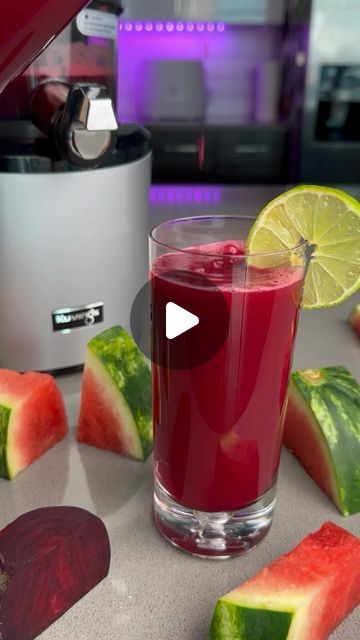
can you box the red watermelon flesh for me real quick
[239,522,360,639]
[284,367,360,516]
[77,362,140,456]
[349,304,360,337]
[0,369,68,480]
[210,521,360,640]
[284,381,339,510]
[0,506,110,640]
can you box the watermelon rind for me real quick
[0,404,11,479]
[287,366,360,516]
[85,326,152,460]
[210,598,293,640]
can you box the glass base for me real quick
[154,478,276,559]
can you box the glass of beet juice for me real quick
[150,216,308,558]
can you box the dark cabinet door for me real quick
[149,126,209,181]
[214,126,288,183]
[148,124,288,183]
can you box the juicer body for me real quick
[0,153,151,371]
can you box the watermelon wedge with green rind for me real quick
[209,521,360,640]
[77,326,152,461]
[0,370,68,480]
[283,366,360,516]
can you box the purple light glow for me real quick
[149,187,222,205]
[119,21,227,33]
[88,35,109,47]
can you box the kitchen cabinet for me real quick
[215,0,285,24]
[148,125,207,181]
[212,124,288,182]
[123,0,286,25]
[147,123,289,183]
[122,0,175,20]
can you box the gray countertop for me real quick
[1,186,360,639]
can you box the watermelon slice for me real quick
[349,304,360,337]
[210,521,360,640]
[283,367,360,516]
[0,506,110,640]
[0,369,68,480]
[77,325,152,461]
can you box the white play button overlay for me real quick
[166,302,199,340]
[130,269,229,369]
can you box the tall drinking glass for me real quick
[150,216,308,558]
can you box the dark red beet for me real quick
[0,506,110,640]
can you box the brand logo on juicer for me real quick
[52,302,104,333]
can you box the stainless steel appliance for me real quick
[0,0,151,371]
[283,0,360,183]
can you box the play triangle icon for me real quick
[166,302,199,340]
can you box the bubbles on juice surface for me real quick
[153,240,302,291]
[222,243,245,256]
[212,260,224,272]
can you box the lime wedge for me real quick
[247,185,360,309]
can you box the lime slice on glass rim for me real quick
[246,185,360,309]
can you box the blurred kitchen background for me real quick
[117,0,360,186]
[2,0,359,187]
[0,0,359,372]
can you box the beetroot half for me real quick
[0,506,110,640]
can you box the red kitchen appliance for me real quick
[0,0,91,94]
[0,1,120,122]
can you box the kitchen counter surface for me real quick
[1,186,360,639]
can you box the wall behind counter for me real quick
[117,24,282,125]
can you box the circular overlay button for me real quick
[130,269,230,370]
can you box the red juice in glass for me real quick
[151,216,307,558]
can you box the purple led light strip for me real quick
[149,187,222,205]
[119,21,226,33]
